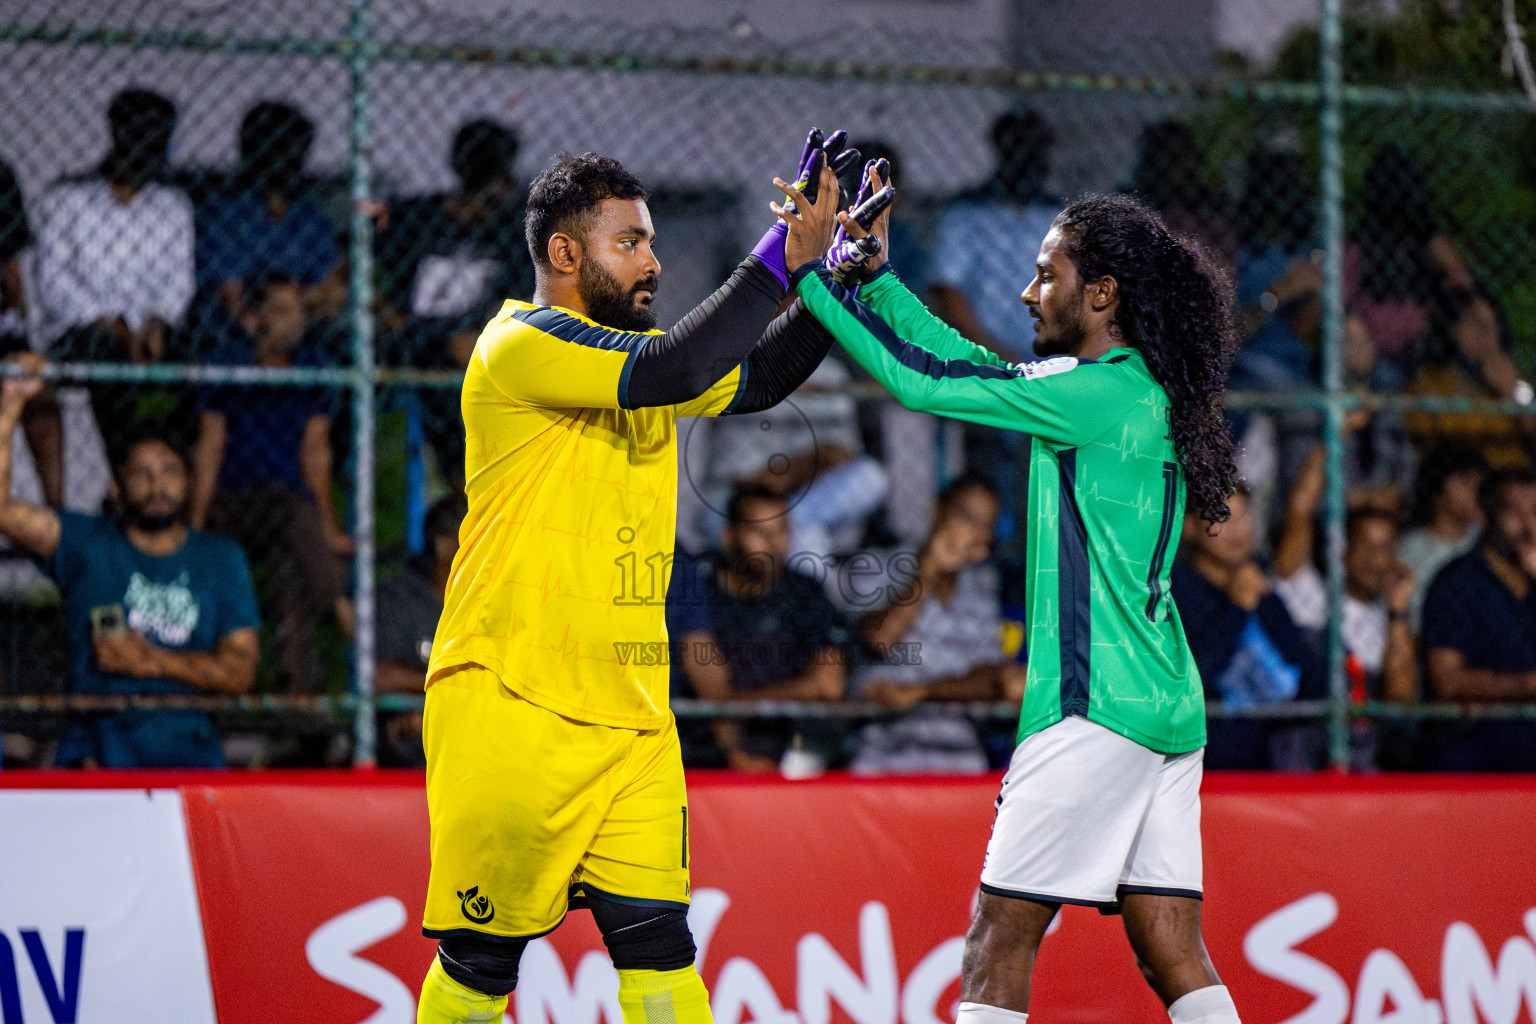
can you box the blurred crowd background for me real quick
[2,0,1536,773]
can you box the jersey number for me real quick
[1145,461,1178,622]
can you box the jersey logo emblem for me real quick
[1021,356,1078,379]
[457,886,496,924]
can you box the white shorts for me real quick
[979,715,1203,911]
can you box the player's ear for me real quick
[546,231,581,276]
[1089,274,1119,313]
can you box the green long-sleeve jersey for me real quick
[795,265,1205,754]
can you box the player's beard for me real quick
[578,259,659,332]
[1032,297,1088,358]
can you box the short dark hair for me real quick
[111,424,190,482]
[102,90,176,182]
[726,483,786,526]
[452,120,518,193]
[239,101,314,163]
[1479,467,1536,524]
[524,152,646,269]
[424,493,467,541]
[107,89,176,142]
[237,101,314,193]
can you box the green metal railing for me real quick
[1318,0,1352,770]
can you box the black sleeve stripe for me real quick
[510,305,651,353]
[511,305,647,408]
[616,342,641,410]
[815,267,1022,383]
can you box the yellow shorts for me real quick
[422,665,692,941]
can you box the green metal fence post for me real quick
[347,0,378,766]
[1319,0,1351,770]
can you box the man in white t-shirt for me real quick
[34,90,193,361]
[33,90,194,441]
[1274,509,1412,691]
[1271,447,1417,712]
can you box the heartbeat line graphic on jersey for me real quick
[521,622,631,667]
[1097,423,1166,465]
[506,563,610,607]
[1082,480,1158,519]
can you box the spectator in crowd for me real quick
[927,108,1057,362]
[0,154,30,351]
[1232,146,1321,395]
[700,357,888,563]
[1272,446,1418,705]
[0,155,62,507]
[673,485,851,771]
[1350,144,1517,392]
[664,545,724,767]
[1418,468,1536,771]
[1171,487,1326,769]
[1398,444,1486,630]
[0,357,259,767]
[1349,144,1532,465]
[1229,146,1395,510]
[839,140,956,549]
[373,493,466,767]
[850,476,1022,774]
[197,101,340,340]
[191,272,349,694]
[1125,119,1236,268]
[926,109,1058,550]
[379,120,535,490]
[33,89,194,438]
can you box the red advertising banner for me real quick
[167,772,1536,1024]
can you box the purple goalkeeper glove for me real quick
[824,159,896,293]
[750,129,861,289]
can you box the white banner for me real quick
[0,790,217,1024]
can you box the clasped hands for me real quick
[769,128,896,287]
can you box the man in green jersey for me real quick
[802,182,1242,1024]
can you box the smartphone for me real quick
[91,604,126,638]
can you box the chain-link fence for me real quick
[0,0,1533,772]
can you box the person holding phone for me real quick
[0,355,261,767]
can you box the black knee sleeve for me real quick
[588,893,697,971]
[437,933,529,997]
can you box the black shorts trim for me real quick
[1095,885,1205,916]
[978,882,1102,910]
[574,882,691,913]
[1117,884,1203,901]
[423,921,560,944]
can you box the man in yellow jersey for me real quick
[415,136,849,1024]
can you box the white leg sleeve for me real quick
[956,1001,1028,1024]
[1167,984,1241,1024]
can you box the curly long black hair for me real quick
[1053,193,1239,524]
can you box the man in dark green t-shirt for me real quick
[799,183,1243,1024]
